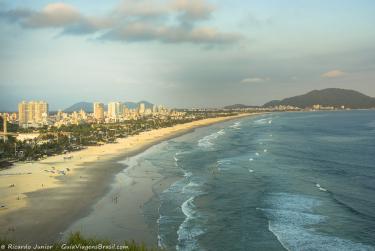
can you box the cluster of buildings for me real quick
[11,100,183,128]
[1,100,353,130]
[311,104,346,111]
[18,101,49,128]
[222,105,301,112]
[267,105,301,111]
[93,102,171,122]
[0,100,50,129]
[84,102,173,125]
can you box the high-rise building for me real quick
[27,101,36,123]
[152,104,158,114]
[56,110,63,121]
[123,106,129,116]
[35,101,48,122]
[2,114,7,134]
[79,109,87,120]
[18,101,48,126]
[108,102,124,119]
[138,103,145,115]
[93,102,104,121]
[18,101,27,125]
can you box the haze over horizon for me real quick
[1,0,375,110]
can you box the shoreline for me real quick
[62,143,183,246]
[0,113,262,244]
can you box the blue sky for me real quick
[0,0,375,110]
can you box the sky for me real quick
[0,0,375,111]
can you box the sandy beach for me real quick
[0,113,260,245]
[62,147,181,246]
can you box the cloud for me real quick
[241,77,266,84]
[101,23,241,44]
[62,16,112,35]
[0,3,83,28]
[0,8,33,22]
[25,3,82,28]
[114,0,214,21]
[0,0,242,45]
[171,0,215,21]
[321,70,346,78]
[114,0,170,18]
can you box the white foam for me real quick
[255,152,260,156]
[181,197,195,219]
[157,202,172,249]
[249,158,254,161]
[198,129,225,149]
[261,193,374,251]
[182,181,200,194]
[316,183,327,192]
[216,158,237,171]
[229,121,241,129]
[254,118,268,124]
[217,159,232,165]
[217,129,225,135]
[264,149,268,153]
[174,154,179,167]
[176,196,205,251]
[197,138,214,148]
[249,169,254,173]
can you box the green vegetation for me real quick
[0,111,240,162]
[0,232,163,251]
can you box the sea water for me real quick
[154,110,375,250]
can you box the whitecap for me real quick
[261,193,374,251]
[176,197,205,251]
[174,155,179,167]
[229,121,241,129]
[197,130,225,149]
[217,159,232,165]
[216,159,233,171]
[182,181,201,194]
[254,118,268,124]
[316,183,327,192]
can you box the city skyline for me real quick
[6,99,176,129]
[1,0,375,110]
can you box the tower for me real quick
[3,115,7,134]
[138,103,145,115]
[93,102,104,121]
[18,101,27,126]
[108,102,124,119]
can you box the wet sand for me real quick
[63,147,181,246]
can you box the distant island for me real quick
[224,88,375,109]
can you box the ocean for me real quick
[68,110,375,251]
[156,110,375,250]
